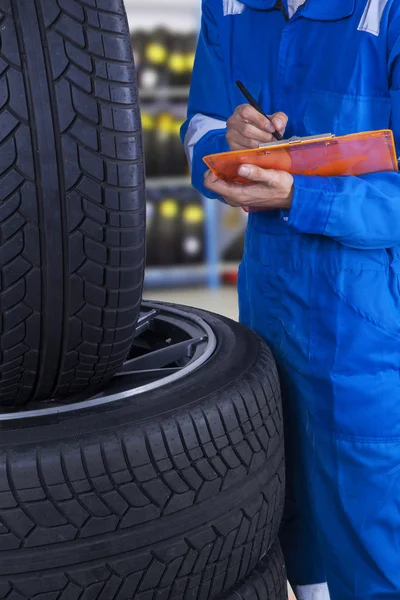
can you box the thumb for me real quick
[238,164,271,181]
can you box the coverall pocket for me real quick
[324,268,400,339]
[309,268,400,439]
[304,90,392,136]
[249,260,313,373]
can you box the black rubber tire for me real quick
[0,304,284,600]
[222,541,287,600]
[0,0,145,408]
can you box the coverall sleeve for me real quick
[180,0,230,200]
[288,13,400,250]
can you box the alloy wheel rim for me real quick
[1,302,217,420]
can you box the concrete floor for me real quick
[144,286,239,321]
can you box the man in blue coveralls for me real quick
[181,1,400,599]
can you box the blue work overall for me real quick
[182,1,400,598]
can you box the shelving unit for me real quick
[125,0,200,33]
[145,265,215,288]
[139,87,190,101]
[144,179,222,289]
[146,176,190,189]
[144,262,240,288]
[128,1,244,290]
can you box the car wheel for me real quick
[0,302,284,599]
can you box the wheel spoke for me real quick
[115,367,181,378]
[133,308,160,338]
[119,336,208,372]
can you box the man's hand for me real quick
[204,165,294,211]
[226,105,288,151]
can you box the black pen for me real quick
[236,80,283,141]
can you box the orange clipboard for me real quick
[203,130,398,183]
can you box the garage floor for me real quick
[145,286,297,600]
[144,286,239,320]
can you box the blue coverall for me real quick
[181,1,400,598]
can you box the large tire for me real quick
[0,305,284,599]
[223,541,287,600]
[0,0,145,408]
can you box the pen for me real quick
[236,80,283,141]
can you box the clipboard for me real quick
[203,130,398,183]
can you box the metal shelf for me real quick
[144,263,239,288]
[126,0,200,33]
[139,87,190,100]
[146,176,191,189]
[127,0,197,9]
[144,265,209,288]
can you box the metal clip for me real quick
[259,133,334,149]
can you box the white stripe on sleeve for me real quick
[184,114,227,169]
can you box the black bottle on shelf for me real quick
[154,111,174,176]
[154,191,182,266]
[180,189,205,265]
[140,28,170,90]
[168,33,188,87]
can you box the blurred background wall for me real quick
[126,0,246,319]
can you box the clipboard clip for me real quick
[259,133,335,149]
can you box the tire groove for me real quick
[54,28,132,64]
[8,0,44,405]
[35,0,70,395]
[4,453,36,548]
[55,0,84,24]
[14,0,64,400]
[59,450,92,534]
[36,447,74,535]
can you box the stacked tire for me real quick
[0,306,287,599]
[0,1,287,598]
[0,0,146,409]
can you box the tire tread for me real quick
[0,312,284,599]
[0,0,145,407]
[222,541,287,600]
